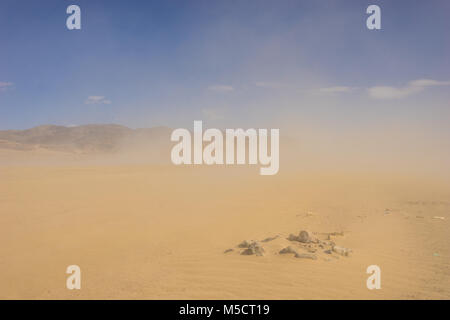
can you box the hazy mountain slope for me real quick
[0,124,172,153]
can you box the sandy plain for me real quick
[0,147,448,299]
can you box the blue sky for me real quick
[0,0,449,130]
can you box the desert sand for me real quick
[0,145,449,299]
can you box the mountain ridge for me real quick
[0,124,172,153]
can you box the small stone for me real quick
[252,246,265,257]
[298,230,312,243]
[294,253,317,260]
[240,241,265,256]
[241,248,254,255]
[238,240,251,248]
[324,249,332,254]
[279,246,298,255]
[332,245,352,257]
[224,248,233,254]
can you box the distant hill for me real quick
[0,124,172,153]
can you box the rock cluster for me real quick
[238,240,265,256]
[225,229,352,261]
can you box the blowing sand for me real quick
[0,154,449,299]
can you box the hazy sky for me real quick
[1,0,449,131]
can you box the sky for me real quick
[0,0,449,132]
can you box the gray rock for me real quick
[298,230,313,243]
[279,246,298,255]
[238,240,251,248]
[241,248,255,255]
[294,253,317,260]
[240,241,265,256]
[287,234,299,241]
[332,245,352,257]
[287,230,314,243]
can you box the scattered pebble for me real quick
[332,245,352,257]
[228,229,352,261]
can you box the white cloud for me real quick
[207,85,234,93]
[368,79,450,100]
[367,86,421,100]
[409,79,450,87]
[255,82,286,89]
[0,82,13,92]
[85,96,112,104]
[319,86,355,94]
